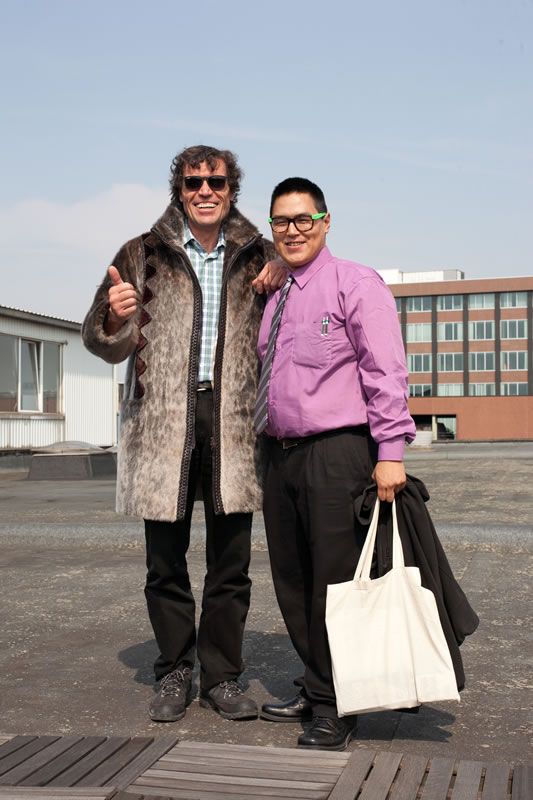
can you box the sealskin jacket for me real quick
[354,476,479,691]
[82,203,275,522]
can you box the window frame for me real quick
[0,333,63,415]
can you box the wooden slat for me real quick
[328,749,376,800]
[110,737,178,790]
[161,751,343,776]
[51,739,130,787]
[0,740,59,779]
[481,763,512,800]
[420,757,456,800]
[359,752,403,800]
[0,739,82,786]
[166,743,346,769]
[19,739,107,787]
[388,754,429,800]
[0,789,114,799]
[76,739,153,787]
[172,740,349,764]
[511,765,533,800]
[133,770,331,798]
[0,741,37,764]
[138,766,331,790]
[124,789,317,800]
[451,760,483,800]
[148,759,340,787]
[148,756,340,784]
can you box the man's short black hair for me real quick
[170,145,243,209]
[269,177,327,216]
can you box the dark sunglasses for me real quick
[183,175,228,191]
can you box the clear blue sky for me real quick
[1,0,531,321]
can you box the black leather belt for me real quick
[197,381,213,391]
[276,426,366,450]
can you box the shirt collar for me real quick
[183,220,226,254]
[289,246,333,289]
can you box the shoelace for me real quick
[218,680,243,699]
[159,667,191,697]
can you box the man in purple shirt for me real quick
[256,177,416,750]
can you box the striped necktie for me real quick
[254,275,294,434]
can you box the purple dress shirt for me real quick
[257,246,416,461]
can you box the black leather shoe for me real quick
[199,680,258,720]
[261,693,313,722]
[149,665,193,722]
[298,715,357,751]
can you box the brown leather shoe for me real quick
[199,680,258,720]
[261,692,313,722]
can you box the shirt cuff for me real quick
[377,437,406,462]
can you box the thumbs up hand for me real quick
[106,265,138,331]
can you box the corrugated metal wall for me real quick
[0,313,117,449]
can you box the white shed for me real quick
[0,305,118,450]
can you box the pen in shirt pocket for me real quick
[321,315,329,336]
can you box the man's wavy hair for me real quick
[170,145,243,209]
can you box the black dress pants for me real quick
[263,427,376,718]
[144,389,252,690]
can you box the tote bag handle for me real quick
[354,497,404,581]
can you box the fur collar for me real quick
[151,203,262,253]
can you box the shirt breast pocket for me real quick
[292,323,332,369]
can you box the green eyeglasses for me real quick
[268,212,327,233]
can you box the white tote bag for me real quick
[326,498,460,716]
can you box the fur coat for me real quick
[82,203,275,521]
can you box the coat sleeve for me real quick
[81,236,144,364]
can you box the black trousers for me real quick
[144,390,252,690]
[263,427,376,718]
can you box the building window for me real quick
[0,333,62,414]
[437,295,463,311]
[468,320,495,340]
[436,416,456,440]
[500,291,527,308]
[469,383,496,396]
[437,383,464,396]
[21,340,40,411]
[406,296,432,312]
[409,384,432,397]
[407,354,432,372]
[0,333,18,412]
[43,342,61,412]
[501,351,527,371]
[395,297,401,312]
[406,323,432,342]
[469,351,495,371]
[500,319,527,339]
[437,322,463,341]
[437,353,463,372]
[500,382,528,396]
[468,293,495,310]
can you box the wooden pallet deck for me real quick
[0,736,529,799]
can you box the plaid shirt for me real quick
[183,222,225,382]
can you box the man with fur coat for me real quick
[83,145,279,722]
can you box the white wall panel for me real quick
[0,417,65,449]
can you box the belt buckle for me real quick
[281,438,298,450]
